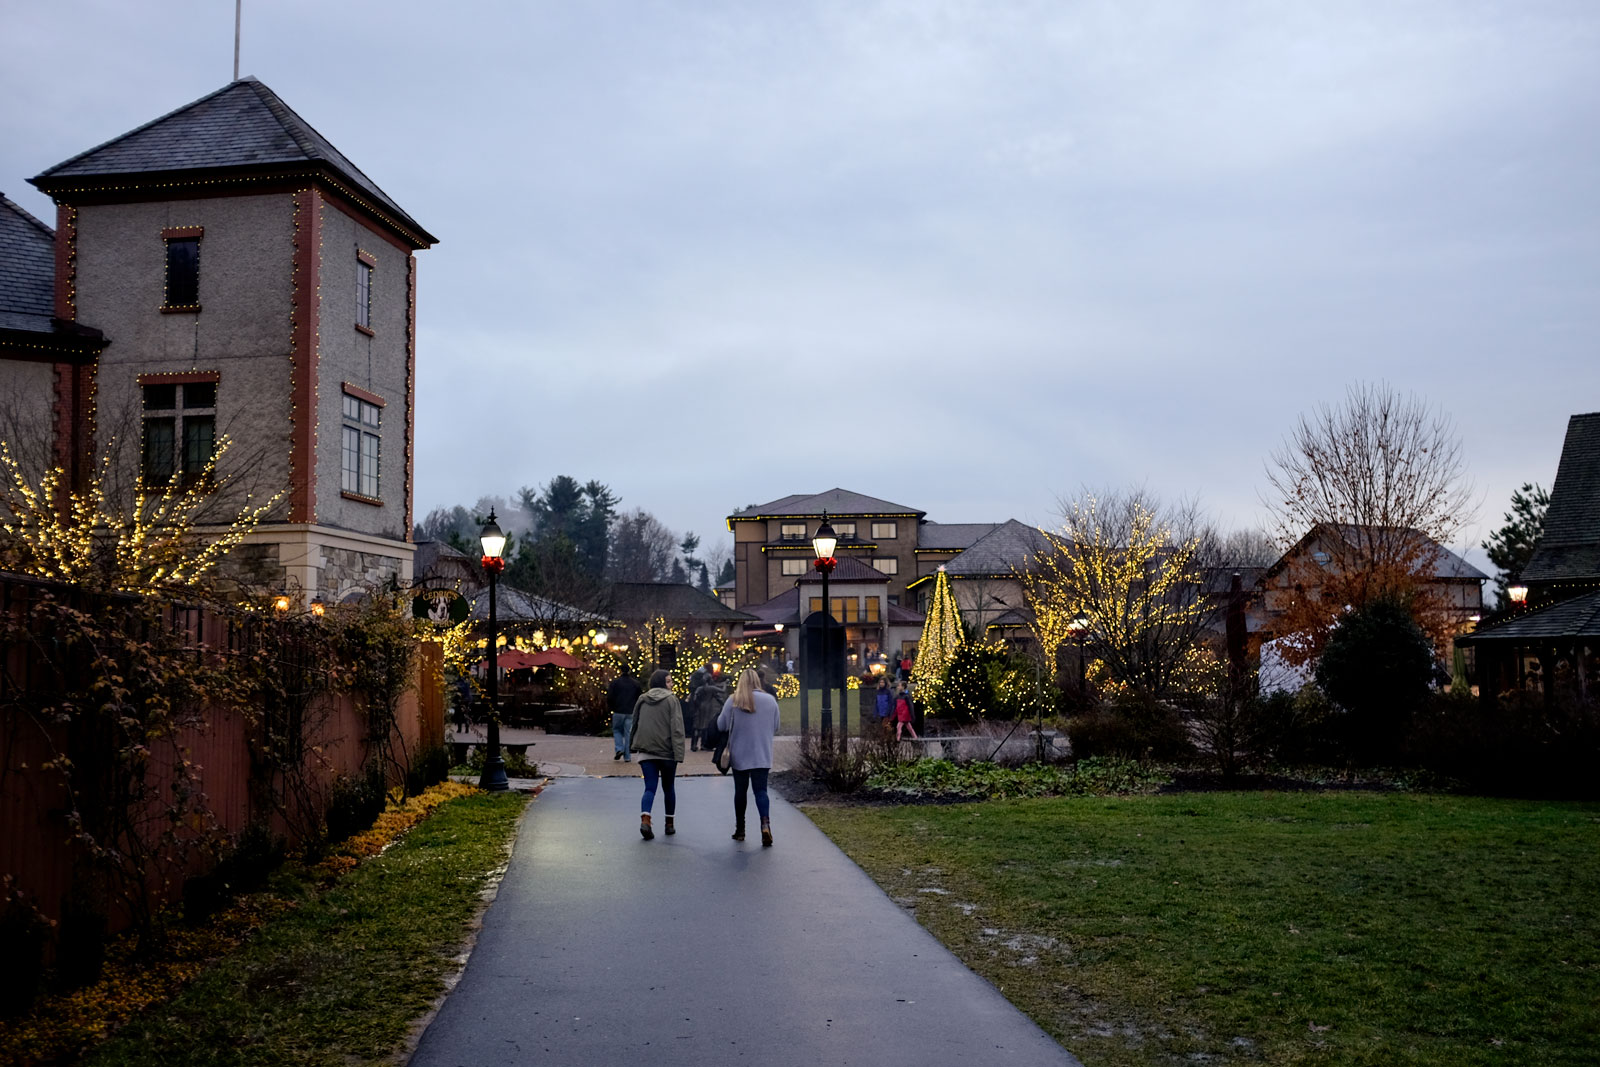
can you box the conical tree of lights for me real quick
[912,565,965,698]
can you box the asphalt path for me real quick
[409,775,1081,1066]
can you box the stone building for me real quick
[3,78,435,602]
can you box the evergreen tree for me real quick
[1482,482,1549,606]
[913,566,965,699]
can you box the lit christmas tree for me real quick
[912,565,965,698]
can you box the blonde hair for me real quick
[732,668,761,712]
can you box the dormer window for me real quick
[161,227,203,311]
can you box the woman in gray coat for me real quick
[715,668,781,846]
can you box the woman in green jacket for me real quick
[628,669,685,839]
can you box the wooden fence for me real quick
[0,572,444,939]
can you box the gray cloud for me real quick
[4,1,1596,559]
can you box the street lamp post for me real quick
[479,509,509,792]
[813,514,839,751]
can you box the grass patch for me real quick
[867,757,1168,799]
[60,789,526,1067]
[809,791,1600,1066]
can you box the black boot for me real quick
[732,819,745,842]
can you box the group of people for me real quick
[605,665,781,846]
[872,677,919,740]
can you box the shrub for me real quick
[464,744,537,779]
[1067,693,1192,761]
[796,734,873,793]
[325,764,388,845]
[1409,688,1600,798]
[928,643,1008,722]
[0,894,50,1016]
[183,820,286,923]
[405,744,451,796]
[1315,596,1435,763]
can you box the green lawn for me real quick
[778,690,877,735]
[808,792,1600,1067]
[85,791,528,1067]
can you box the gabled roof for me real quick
[729,488,923,522]
[1264,524,1487,582]
[608,582,754,623]
[797,556,889,584]
[916,522,1001,551]
[30,78,434,248]
[1523,413,1600,584]
[1457,588,1600,644]
[468,586,605,626]
[943,520,1052,577]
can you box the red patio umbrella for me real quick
[480,648,543,671]
[526,648,587,669]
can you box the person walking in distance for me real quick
[894,682,918,742]
[716,668,780,846]
[606,665,642,762]
[873,677,893,739]
[628,669,685,839]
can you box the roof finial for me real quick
[233,0,242,81]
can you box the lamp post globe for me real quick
[479,508,509,792]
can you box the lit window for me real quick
[781,558,807,576]
[872,558,898,575]
[871,522,897,539]
[864,598,880,622]
[833,522,856,540]
[780,523,806,540]
[341,390,382,499]
[141,379,215,484]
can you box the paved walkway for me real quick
[409,776,1081,1066]
[449,725,801,778]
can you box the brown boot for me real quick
[760,819,773,847]
[640,813,653,840]
[664,816,675,836]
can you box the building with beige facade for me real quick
[4,78,435,603]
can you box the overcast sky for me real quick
[4,1,1596,564]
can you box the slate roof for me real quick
[0,194,56,334]
[797,556,890,584]
[886,602,926,625]
[730,488,924,521]
[1457,589,1600,644]
[1264,524,1487,582]
[468,587,605,626]
[942,520,1053,578]
[740,587,800,626]
[607,582,754,624]
[30,78,435,247]
[1522,413,1600,584]
[916,522,1000,551]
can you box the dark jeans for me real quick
[732,767,770,824]
[640,760,677,815]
